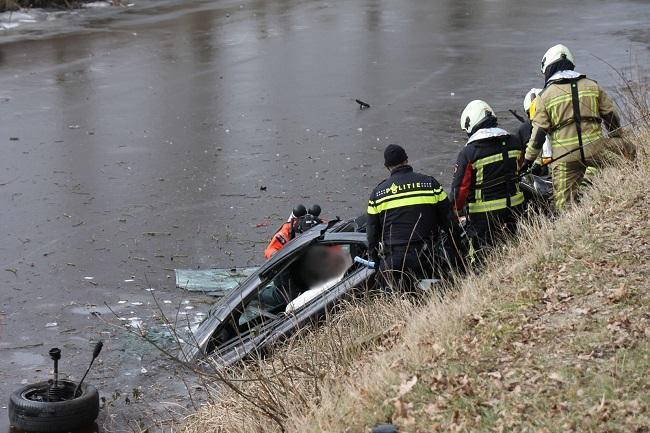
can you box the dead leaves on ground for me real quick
[375,200,650,432]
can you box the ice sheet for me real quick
[175,267,258,296]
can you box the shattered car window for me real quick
[238,244,357,326]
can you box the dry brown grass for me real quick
[287,131,649,433]
[180,293,423,433]
[181,121,649,433]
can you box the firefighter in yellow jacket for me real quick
[521,44,621,210]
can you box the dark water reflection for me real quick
[0,0,648,430]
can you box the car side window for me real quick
[237,241,368,326]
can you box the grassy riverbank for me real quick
[182,123,649,433]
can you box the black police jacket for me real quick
[366,165,458,262]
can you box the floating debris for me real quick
[255,219,270,228]
[0,10,46,30]
[126,318,143,329]
[0,22,19,30]
[355,99,370,109]
[82,1,111,8]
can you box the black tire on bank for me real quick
[8,380,99,433]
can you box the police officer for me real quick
[521,44,622,210]
[451,100,524,257]
[367,144,461,286]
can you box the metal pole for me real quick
[49,348,61,388]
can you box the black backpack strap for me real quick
[500,140,512,209]
[569,78,587,164]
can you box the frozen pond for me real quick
[1,0,649,430]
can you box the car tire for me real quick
[8,380,99,433]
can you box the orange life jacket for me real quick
[264,222,293,259]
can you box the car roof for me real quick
[321,231,367,243]
[258,220,366,277]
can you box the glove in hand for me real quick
[520,158,535,173]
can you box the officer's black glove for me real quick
[520,158,535,174]
[530,162,544,176]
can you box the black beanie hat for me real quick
[384,144,408,167]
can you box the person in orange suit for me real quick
[264,204,323,259]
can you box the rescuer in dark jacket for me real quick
[367,144,461,285]
[451,100,524,258]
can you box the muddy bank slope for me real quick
[180,126,649,431]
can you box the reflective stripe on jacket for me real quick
[367,188,447,215]
[451,128,524,215]
[525,72,617,164]
[366,165,455,261]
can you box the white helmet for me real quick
[523,88,542,113]
[540,44,575,74]
[460,100,495,135]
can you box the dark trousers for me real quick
[378,244,431,290]
[467,207,521,262]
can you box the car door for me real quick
[207,235,375,366]
[180,231,324,361]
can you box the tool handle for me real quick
[354,256,377,269]
[509,109,526,123]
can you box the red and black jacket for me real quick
[451,128,524,216]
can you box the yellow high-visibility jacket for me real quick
[525,71,618,164]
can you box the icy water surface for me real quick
[1,0,649,430]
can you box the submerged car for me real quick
[179,178,550,367]
[179,217,374,366]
